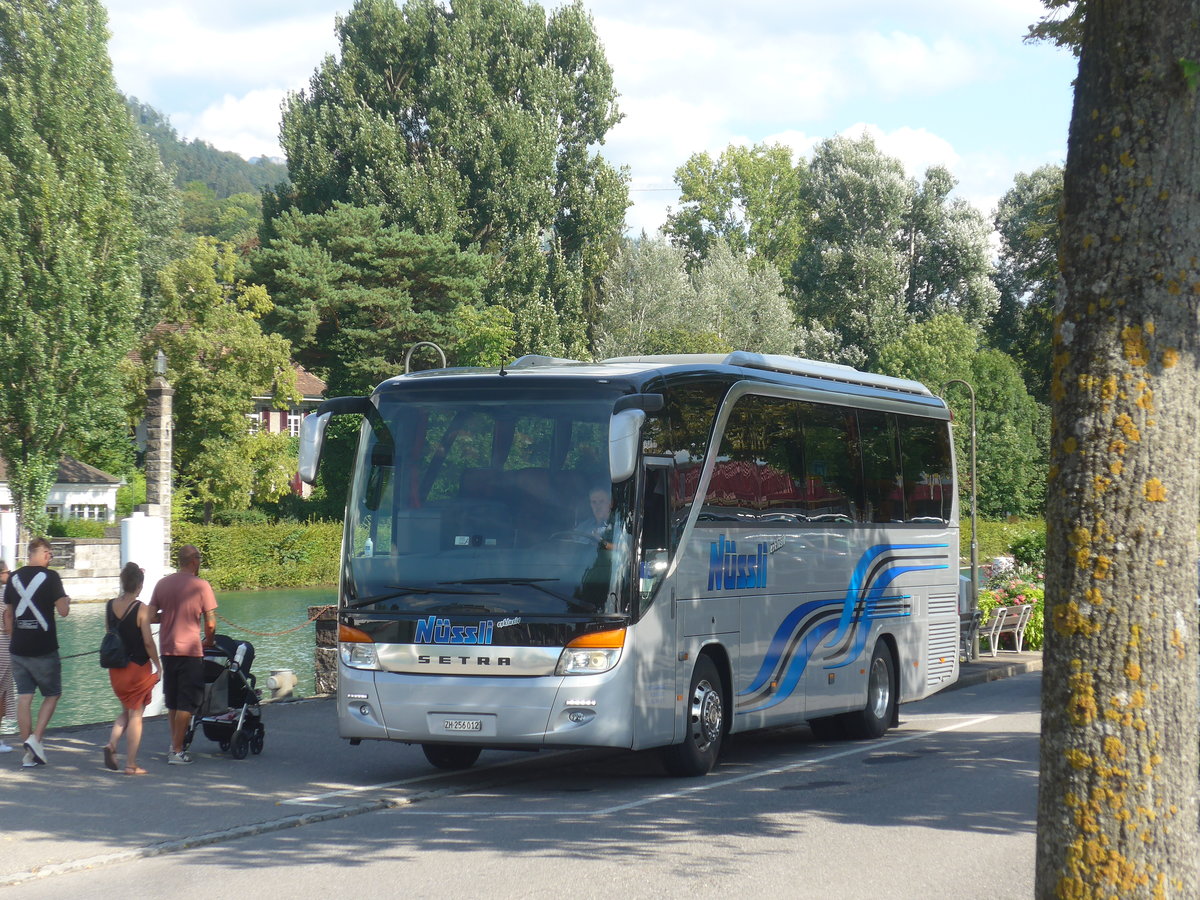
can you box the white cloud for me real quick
[856,32,982,96]
[173,90,290,160]
[107,4,334,105]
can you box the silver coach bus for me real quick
[298,351,961,776]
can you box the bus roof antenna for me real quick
[404,341,447,373]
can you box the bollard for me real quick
[267,668,297,699]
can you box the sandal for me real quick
[104,745,119,771]
[124,766,149,776]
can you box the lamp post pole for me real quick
[942,378,978,660]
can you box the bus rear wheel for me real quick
[422,743,482,770]
[661,655,726,777]
[843,642,897,740]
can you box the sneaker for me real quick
[23,735,46,765]
[21,750,37,768]
[0,741,12,753]
[167,750,193,766]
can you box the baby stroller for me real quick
[182,634,264,760]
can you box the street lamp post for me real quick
[942,379,978,661]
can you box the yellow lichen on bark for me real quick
[1161,348,1179,368]
[1143,479,1167,502]
[1093,556,1112,579]
[1122,325,1149,365]
[1068,666,1099,725]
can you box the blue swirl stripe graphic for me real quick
[734,543,948,715]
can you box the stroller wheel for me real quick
[250,724,265,755]
[230,730,249,760]
[219,740,230,752]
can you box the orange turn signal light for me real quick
[339,623,374,643]
[567,628,626,649]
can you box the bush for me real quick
[1010,530,1046,569]
[212,508,270,527]
[173,521,343,591]
[47,519,108,538]
[963,518,1045,565]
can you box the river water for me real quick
[7,586,335,730]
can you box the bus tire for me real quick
[422,743,482,770]
[843,642,896,740]
[661,655,726,777]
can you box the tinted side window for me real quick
[642,380,728,516]
[858,410,902,523]
[798,402,860,522]
[897,415,954,523]
[703,394,805,520]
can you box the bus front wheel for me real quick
[843,642,897,740]
[422,743,482,770]
[662,655,726,777]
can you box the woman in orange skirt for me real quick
[102,562,161,775]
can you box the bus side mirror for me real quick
[609,409,646,483]
[298,412,331,484]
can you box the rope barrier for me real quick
[58,606,338,659]
[215,605,336,638]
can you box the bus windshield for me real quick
[343,389,635,619]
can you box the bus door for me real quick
[631,457,677,748]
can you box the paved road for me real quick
[1,657,1042,899]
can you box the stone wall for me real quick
[49,537,121,601]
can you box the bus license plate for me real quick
[443,718,482,732]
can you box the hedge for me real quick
[173,521,343,591]
[962,518,1045,566]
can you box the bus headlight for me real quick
[555,627,626,676]
[339,623,380,671]
[340,643,380,670]
[556,647,621,675]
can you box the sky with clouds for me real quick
[104,0,1077,235]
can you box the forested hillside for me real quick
[127,97,288,198]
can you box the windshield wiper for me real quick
[345,585,493,609]
[450,578,557,585]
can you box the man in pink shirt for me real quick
[150,545,217,765]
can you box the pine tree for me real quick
[0,0,141,538]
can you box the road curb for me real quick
[948,655,1043,691]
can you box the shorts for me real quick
[11,652,62,698]
[161,655,205,714]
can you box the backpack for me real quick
[98,599,137,668]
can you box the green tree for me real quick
[691,239,796,355]
[254,203,487,395]
[1035,0,1200,894]
[992,164,1063,403]
[0,0,141,537]
[150,238,300,522]
[665,142,807,285]
[275,0,627,355]
[594,236,720,358]
[793,135,997,367]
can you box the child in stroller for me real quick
[182,634,264,759]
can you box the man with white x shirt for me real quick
[2,538,70,768]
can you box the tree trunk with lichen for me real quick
[1037,2,1200,897]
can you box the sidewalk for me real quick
[0,654,1043,887]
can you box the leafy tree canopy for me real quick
[0,0,142,535]
[792,135,999,368]
[991,164,1062,403]
[665,142,808,287]
[275,0,628,354]
[595,236,794,359]
[150,237,299,519]
[254,202,488,395]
